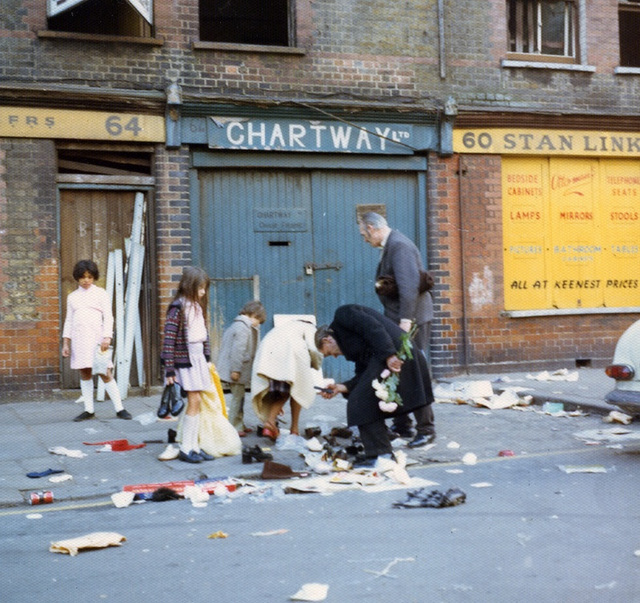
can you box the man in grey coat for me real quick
[358,211,436,447]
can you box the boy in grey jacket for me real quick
[216,301,266,436]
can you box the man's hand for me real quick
[386,354,403,373]
[230,371,241,382]
[399,318,412,332]
[319,383,347,398]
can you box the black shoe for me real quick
[178,450,203,463]
[242,445,273,464]
[197,450,215,461]
[353,453,394,469]
[407,433,436,448]
[116,409,132,420]
[73,411,95,422]
[389,425,414,439]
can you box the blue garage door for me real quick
[193,165,426,380]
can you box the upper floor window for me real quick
[619,1,640,67]
[507,0,577,61]
[47,0,153,37]
[199,0,292,46]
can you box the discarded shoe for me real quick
[178,450,203,464]
[261,460,305,480]
[262,423,280,442]
[407,434,436,448]
[27,468,65,479]
[242,445,273,464]
[393,487,466,509]
[116,410,132,420]
[73,411,95,422]
[158,444,179,461]
[197,450,215,461]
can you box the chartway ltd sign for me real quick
[207,116,414,154]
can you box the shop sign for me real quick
[253,208,308,232]
[0,107,165,142]
[502,157,640,311]
[455,128,640,157]
[208,117,414,154]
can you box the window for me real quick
[199,0,292,46]
[619,2,640,67]
[507,0,576,60]
[47,0,153,38]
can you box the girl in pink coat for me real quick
[62,260,131,422]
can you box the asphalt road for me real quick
[2,401,639,602]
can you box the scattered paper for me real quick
[558,465,607,474]
[290,583,329,601]
[462,452,477,465]
[207,531,228,539]
[50,532,126,556]
[111,491,135,508]
[49,473,73,483]
[527,369,579,382]
[364,557,415,578]
[48,446,87,459]
[603,411,633,425]
[251,529,289,537]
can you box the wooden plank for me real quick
[57,174,155,185]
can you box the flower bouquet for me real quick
[372,325,416,413]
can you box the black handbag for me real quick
[157,384,185,418]
[375,270,434,298]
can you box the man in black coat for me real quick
[315,304,434,464]
[358,211,436,447]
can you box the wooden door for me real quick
[59,189,137,388]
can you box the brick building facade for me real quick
[1,1,639,397]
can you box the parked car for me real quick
[605,319,640,417]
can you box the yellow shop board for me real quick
[503,157,640,311]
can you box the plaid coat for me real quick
[161,299,211,378]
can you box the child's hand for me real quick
[230,371,241,382]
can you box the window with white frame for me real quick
[199,0,293,46]
[507,0,577,60]
[47,0,153,37]
[619,1,640,67]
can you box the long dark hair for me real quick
[172,266,211,323]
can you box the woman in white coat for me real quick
[251,319,323,440]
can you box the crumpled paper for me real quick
[290,583,329,601]
[48,446,87,459]
[50,532,126,556]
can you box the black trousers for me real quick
[393,404,435,435]
[358,419,393,458]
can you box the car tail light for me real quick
[605,364,635,380]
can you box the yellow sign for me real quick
[503,157,640,311]
[455,128,640,157]
[0,107,165,142]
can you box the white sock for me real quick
[80,379,95,414]
[181,414,200,454]
[104,379,124,412]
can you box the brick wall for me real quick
[0,139,59,394]
[429,153,633,375]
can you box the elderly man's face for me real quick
[320,336,342,358]
[359,222,380,247]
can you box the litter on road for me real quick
[49,532,126,556]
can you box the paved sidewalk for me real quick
[0,367,617,508]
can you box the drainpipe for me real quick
[438,0,446,80]
[458,155,470,373]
